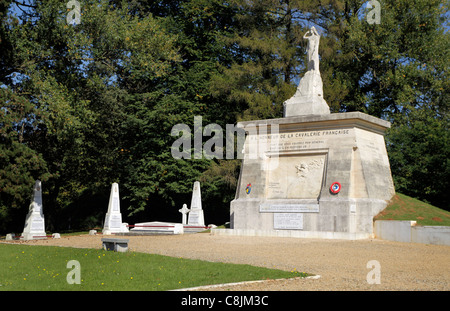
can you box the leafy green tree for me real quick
[387,106,449,209]
[321,0,449,119]
[118,0,240,222]
[1,0,181,230]
[209,0,309,121]
[0,1,49,232]
[0,87,50,232]
[319,0,449,208]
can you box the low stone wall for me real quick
[411,226,450,246]
[373,220,416,243]
[374,220,450,246]
[212,222,450,246]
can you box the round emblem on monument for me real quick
[245,183,252,195]
[330,182,341,194]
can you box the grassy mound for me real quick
[374,193,450,226]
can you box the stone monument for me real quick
[21,180,47,240]
[183,181,208,233]
[102,183,129,235]
[222,27,395,239]
[187,181,205,226]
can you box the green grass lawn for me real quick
[0,244,306,291]
[374,193,450,226]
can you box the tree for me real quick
[118,0,240,223]
[1,0,181,230]
[0,88,50,232]
[319,0,449,208]
[387,106,449,209]
[209,0,311,121]
[320,0,449,119]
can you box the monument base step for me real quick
[20,233,48,240]
[129,221,184,235]
[210,228,371,240]
[183,225,209,233]
[125,221,210,235]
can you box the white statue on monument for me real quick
[304,26,320,72]
[283,26,330,117]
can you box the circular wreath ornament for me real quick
[330,182,341,194]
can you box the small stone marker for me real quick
[187,181,205,227]
[21,180,47,240]
[89,229,97,235]
[102,183,129,235]
[52,233,61,239]
[101,238,129,252]
[178,204,190,225]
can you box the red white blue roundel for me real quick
[245,183,252,194]
[330,182,341,194]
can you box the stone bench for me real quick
[101,238,129,252]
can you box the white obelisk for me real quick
[21,180,47,240]
[102,183,129,235]
[187,181,205,226]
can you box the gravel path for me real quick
[10,233,450,291]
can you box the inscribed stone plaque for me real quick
[31,218,44,231]
[266,154,326,199]
[109,214,122,228]
[188,211,200,225]
[265,129,351,153]
[260,204,319,213]
[112,197,119,212]
[274,213,303,230]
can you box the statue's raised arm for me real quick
[303,26,320,72]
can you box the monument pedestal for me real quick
[229,112,395,238]
[22,210,46,240]
[283,71,330,117]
